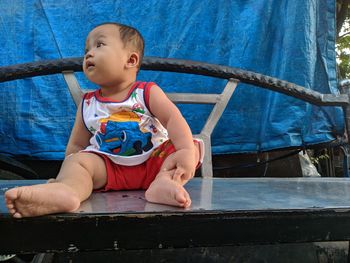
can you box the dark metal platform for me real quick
[2,177,350,254]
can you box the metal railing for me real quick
[1,57,349,177]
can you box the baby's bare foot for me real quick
[145,177,191,208]
[5,183,80,218]
[173,187,191,208]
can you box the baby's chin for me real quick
[83,71,102,84]
[83,70,122,86]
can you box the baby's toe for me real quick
[6,202,15,209]
[8,208,17,214]
[183,192,191,207]
[13,212,23,218]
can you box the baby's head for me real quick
[83,22,144,86]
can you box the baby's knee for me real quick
[65,152,97,171]
[66,152,86,163]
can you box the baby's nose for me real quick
[85,53,92,59]
[85,50,94,58]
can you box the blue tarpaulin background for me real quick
[0,0,343,160]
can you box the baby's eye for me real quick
[96,42,105,48]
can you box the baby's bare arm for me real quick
[65,102,91,156]
[149,85,194,150]
[149,85,197,180]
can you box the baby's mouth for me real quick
[86,61,95,69]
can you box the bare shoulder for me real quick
[149,83,173,101]
[148,83,181,125]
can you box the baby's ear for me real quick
[126,52,139,69]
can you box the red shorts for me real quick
[95,140,199,191]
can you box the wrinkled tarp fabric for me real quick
[0,0,343,159]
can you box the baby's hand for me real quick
[163,148,197,183]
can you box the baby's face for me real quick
[83,24,129,86]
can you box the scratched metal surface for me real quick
[2,177,350,215]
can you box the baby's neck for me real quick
[99,80,136,100]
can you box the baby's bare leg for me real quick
[145,143,200,208]
[5,152,107,218]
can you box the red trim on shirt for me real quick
[84,91,95,100]
[144,82,156,115]
[137,82,146,89]
[82,92,95,133]
[94,81,140,103]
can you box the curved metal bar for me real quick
[0,57,348,107]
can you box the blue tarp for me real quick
[0,0,343,160]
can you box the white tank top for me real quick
[82,81,169,166]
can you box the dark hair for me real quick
[95,22,144,68]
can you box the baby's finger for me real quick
[182,171,194,181]
[173,167,184,182]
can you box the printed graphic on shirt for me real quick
[131,90,138,100]
[95,111,154,156]
[132,102,145,114]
